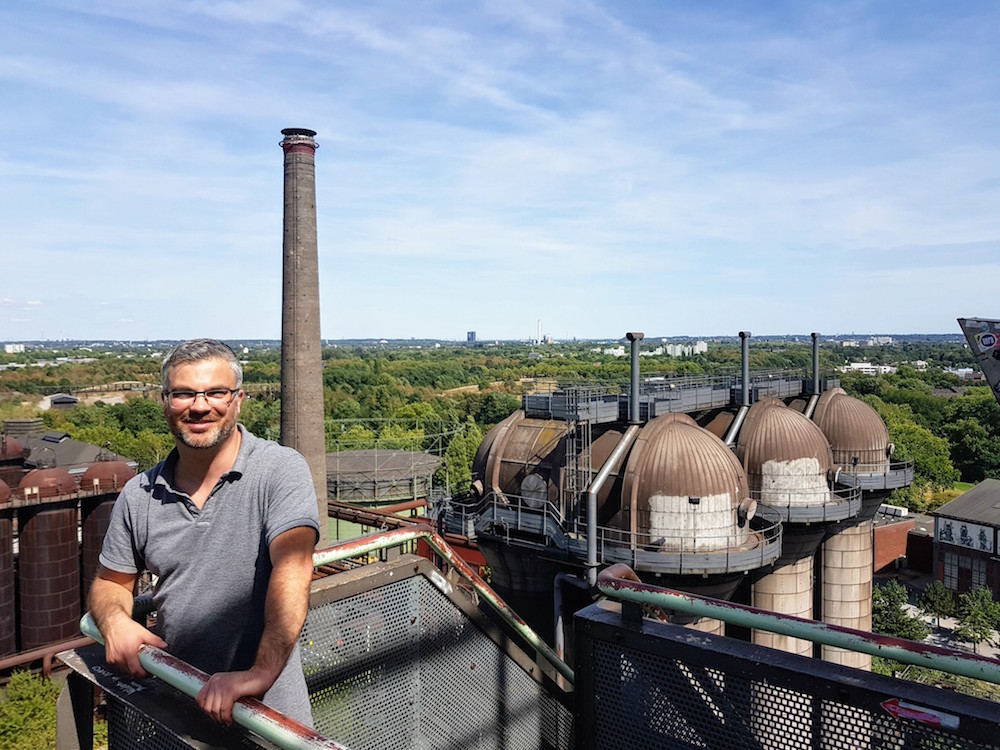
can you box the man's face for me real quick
[162,358,243,451]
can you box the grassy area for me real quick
[954,481,975,492]
[0,671,107,750]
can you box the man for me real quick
[89,339,319,727]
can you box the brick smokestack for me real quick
[279,128,328,545]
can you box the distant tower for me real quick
[467,331,476,343]
[279,128,328,545]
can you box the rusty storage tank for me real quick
[0,434,27,488]
[812,387,892,670]
[737,400,845,655]
[0,479,14,656]
[471,411,629,640]
[476,413,570,508]
[18,467,81,650]
[81,461,135,604]
[616,413,755,633]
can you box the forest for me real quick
[0,338,992,509]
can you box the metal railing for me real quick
[78,525,574,749]
[596,564,1000,685]
[748,481,863,523]
[838,458,916,491]
[466,491,783,575]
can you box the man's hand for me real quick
[102,614,168,679]
[89,566,167,679]
[196,668,272,725]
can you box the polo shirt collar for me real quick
[152,424,252,494]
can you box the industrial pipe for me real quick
[723,331,752,445]
[739,331,751,407]
[312,524,575,684]
[811,332,821,395]
[79,614,349,750]
[597,564,1000,686]
[626,332,644,424]
[587,424,641,586]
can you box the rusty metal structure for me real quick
[280,127,328,545]
[0,479,13,656]
[80,461,135,604]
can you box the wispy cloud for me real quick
[1,0,998,339]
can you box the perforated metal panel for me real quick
[301,560,573,750]
[575,603,1000,750]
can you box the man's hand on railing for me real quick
[197,667,273,726]
[102,615,168,680]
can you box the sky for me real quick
[2,1,999,342]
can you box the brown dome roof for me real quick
[0,478,9,504]
[812,388,890,469]
[81,461,135,493]
[737,401,833,475]
[19,467,76,497]
[0,435,25,461]
[620,414,749,550]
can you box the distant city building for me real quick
[467,331,476,343]
[3,344,24,354]
[866,336,894,347]
[840,362,897,376]
[603,345,626,357]
[841,340,860,348]
[912,360,928,371]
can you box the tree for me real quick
[872,580,929,642]
[918,580,955,629]
[436,418,483,494]
[954,586,999,654]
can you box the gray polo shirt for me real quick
[99,425,320,726]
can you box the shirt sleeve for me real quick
[263,447,321,548]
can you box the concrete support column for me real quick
[279,128,329,545]
[820,517,873,669]
[752,528,825,656]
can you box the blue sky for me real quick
[2,1,998,341]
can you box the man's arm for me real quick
[89,566,167,679]
[196,525,316,725]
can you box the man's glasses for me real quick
[163,389,239,409]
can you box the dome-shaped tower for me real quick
[812,388,890,473]
[621,413,750,553]
[737,400,860,655]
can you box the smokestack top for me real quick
[281,128,318,154]
[625,331,644,341]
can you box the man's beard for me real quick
[170,409,239,450]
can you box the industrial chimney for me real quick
[279,128,328,545]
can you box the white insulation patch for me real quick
[760,458,830,507]
[645,492,745,551]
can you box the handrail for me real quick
[312,524,575,685]
[596,564,1000,686]
[78,613,349,750]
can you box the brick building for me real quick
[932,479,1000,596]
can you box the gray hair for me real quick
[161,339,243,390]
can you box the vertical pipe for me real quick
[739,331,751,407]
[812,332,821,395]
[626,332,644,424]
[279,128,329,546]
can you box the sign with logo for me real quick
[977,332,998,351]
[936,518,995,553]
